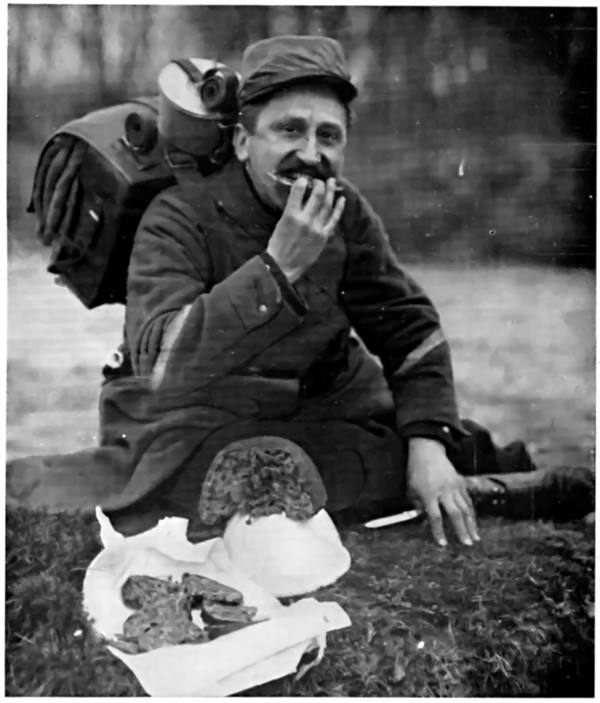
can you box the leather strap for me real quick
[171,58,205,90]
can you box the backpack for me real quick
[28,99,177,308]
[28,59,239,309]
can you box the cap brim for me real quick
[241,72,357,105]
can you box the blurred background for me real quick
[7,5,596,265]
[6,6,596,467]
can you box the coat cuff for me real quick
[399,421,466,451]
[260,252,308,317]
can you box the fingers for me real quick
[287,176,334,221]
[286,176,310,210]
[320,177,336,219]
[424,498,447,547]
[325,194,346,233]
[426,490,480,548]
[308,178,345,236]
[303,177,328,219]
[441,493,475,546]
[456,489,480,543]
[288,176,344,239]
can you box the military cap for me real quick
[239,34,358,105]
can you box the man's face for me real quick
[234,85,348,211]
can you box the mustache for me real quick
[277,160,334,181]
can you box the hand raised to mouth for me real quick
[266,176,346,283]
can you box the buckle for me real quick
[164,149,198,170]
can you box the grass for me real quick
[6,508,595,697]
[5,253,595,696]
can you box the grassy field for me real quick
[5,253,595,696]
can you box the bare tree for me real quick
[77,5,108,103]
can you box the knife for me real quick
[364,509,423,529]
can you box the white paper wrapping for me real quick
[223,509,352,597]
[83,508,351,696]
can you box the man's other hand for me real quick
[407,437,480,547]
[266,177,345,283]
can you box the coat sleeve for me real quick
[125,189,306,395]
[338,182,466,441]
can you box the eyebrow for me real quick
[318,121,344,134]
[270,115,345,133]
[271,115,305,128]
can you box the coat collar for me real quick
[206,157,280,234]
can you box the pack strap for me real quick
[170,58,206,92]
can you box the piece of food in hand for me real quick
[201,601,257,625]
[121,574,179,609]
[267,171,343,192]
[180,573,244,605]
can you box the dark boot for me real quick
[464,465,594,522]
[451,419,538,476]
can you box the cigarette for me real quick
[364,509,422,529]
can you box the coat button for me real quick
[258,304,268,313]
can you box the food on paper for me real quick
[113,573,260,654]
[84,510,352,696]
[180,573,244,605]
[202,601,257,625]
[121,574,180,609]
[121,597,207,652]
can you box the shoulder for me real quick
[142,177,214,226]
[136,171,232,257]
[131,182,213,271]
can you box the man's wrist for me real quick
[264,248,301,283]
[407,437,448,477]
[400,420,459,451]
[408,436,447,454]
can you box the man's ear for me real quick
[233,124,249,162]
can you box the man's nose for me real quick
[296,134,321,165]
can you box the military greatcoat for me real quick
[7,157,477,533]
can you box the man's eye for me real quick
[319,130,340,144]
[282,124,299,134]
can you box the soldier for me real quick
[8,35,593,541]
